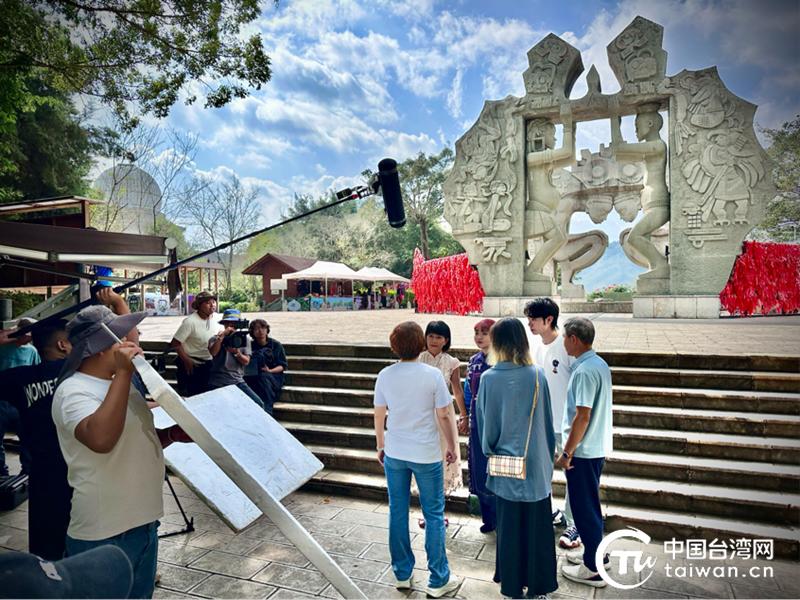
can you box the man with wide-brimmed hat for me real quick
[52,302,192,599]
[170,290,222,396]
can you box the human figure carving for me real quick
[524,104,576,282]
[550,195,610,289]
[609,99,669,279]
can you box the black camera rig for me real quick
[222,319,250,350]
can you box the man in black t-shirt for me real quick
[0,321,72,560]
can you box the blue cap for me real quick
[219,308,244,323]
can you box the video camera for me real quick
[221,319,250,350]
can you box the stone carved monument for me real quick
[443,15,775,318]
[549,146,646,299]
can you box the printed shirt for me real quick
[463,350,491,411]
[562,349,613,459]
[0,359,67,470]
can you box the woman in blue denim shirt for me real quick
[474,318,557,599]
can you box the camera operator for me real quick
[207,308,264,408]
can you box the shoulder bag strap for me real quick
[522,367,540,457]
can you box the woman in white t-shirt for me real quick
[374,322,460,598]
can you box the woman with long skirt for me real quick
[474,318,558,599]
[463,318,497,533]
[416,321,465,527]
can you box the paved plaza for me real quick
[138,309,800,356]
[1,448,797,600]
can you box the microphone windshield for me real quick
[377,158,406,228]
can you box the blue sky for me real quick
[104,0,799,245]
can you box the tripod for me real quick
[158,474,195,538]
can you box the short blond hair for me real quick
[488,318,534,366]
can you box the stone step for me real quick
[301,468,800,558]
[139,343,800,374]
[281,419,800,465]
[612,385,800,415]
[280,382,800,416]
[610,366,800,394]
[611,427,800,465]
[273,401,800,439]
[296,438,800,494]
[306,445,800,526]
[281,366,800,394]
[613,405,800,438]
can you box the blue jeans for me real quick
[383,455,450,588]
[66,521,159,599]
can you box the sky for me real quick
[101,0,800,247]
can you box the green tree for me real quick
[1,0,275,128]
[364,148,453,259]
[754,116,800,242]
[0,77,94,200]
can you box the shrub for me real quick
[0,290,45,318]
[217,301,235,312]
[235,302,259,313]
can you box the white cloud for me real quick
[377,130,439,162]
[374,0,437,22]
[289,172,363,200]
[260,0,366,37]
[446,69,465,118]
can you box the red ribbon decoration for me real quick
[720,241,800,317]
[410,248,485,315]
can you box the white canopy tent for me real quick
[282,261,372,303]
[354,267,410,284]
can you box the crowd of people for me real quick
[374,299,612,599]
[0,289,287,599]
[0,285,611,600]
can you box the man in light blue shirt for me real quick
[556,317,613,588]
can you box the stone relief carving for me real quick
[550,147,644,296]
[523,104,576,287]
[475,237,513,263]
[609,98,670,293]
[442,15,774,301]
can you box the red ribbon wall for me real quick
[410,249,485,315]
[720,241,800,317]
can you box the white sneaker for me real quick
[395,574,412,590]
[561,562,606,588]
[426,575,459,598]
[566,549,609,568]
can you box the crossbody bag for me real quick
[487,367,539,479]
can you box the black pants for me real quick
[565,457,606,572]
[28,462,73,560]
[175,357,212,397]
[496,495,558,598]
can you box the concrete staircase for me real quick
[140,341,800,558]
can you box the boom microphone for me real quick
[377,158,406,229]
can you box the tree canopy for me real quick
[0,77,94,201]
[754,116,800,242]
[1,0,274,128]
